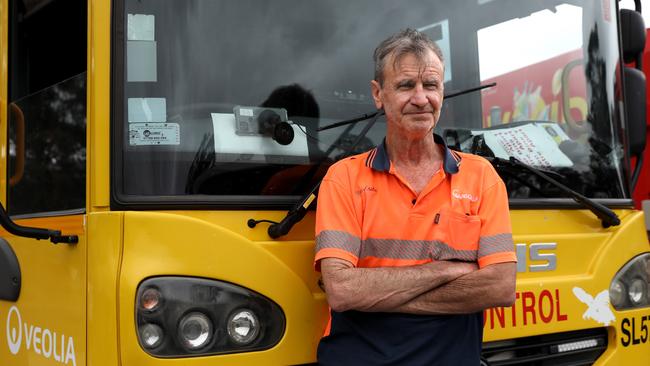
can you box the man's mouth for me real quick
[405,111,433,116]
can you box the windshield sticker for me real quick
[573,287,616,326]
[473,122,573,167]
[129,123,180,146]
[128,98,167,123]
[483,288,568,329]
[127,14,156,82]
[127,40,157,82]
[601,0,611,23]
[127,14,155,41]
[5,306,77,365]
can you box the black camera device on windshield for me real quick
[233,106,294,145]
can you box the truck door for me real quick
[0,0,87,365]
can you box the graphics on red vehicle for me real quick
[633,29,650,211]
[480,49,587,129]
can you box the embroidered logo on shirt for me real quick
[356,186,377,195]
[452,189,479,202]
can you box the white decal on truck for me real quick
[6,306,21,354]
[572,287,616,326]
[5,306,77,365]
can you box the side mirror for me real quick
[620,9,647,188]
[621,9,646,66]
[624,67,647,159]
[0,239,20,301]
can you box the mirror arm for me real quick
[0,203,78,244]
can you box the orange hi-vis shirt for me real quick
[315,133,516,270]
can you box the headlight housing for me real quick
[609,253,650,310]
[135,277,285,357]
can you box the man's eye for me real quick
[424,82,439,90]
[396,81,414,89]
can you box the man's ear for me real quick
[370,80,383,109]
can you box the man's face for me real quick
[371,50,444,139]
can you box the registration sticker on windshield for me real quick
[129,123,180,145]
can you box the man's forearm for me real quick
[392,262,516,315]
[320,258,476,312]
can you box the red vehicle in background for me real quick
[478,10,649,232]
[634,28,650,223]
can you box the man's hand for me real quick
[320,258,477,312]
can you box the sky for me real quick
[478,4,583,80]
[478,1,650,80]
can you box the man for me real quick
[314,29,517,365]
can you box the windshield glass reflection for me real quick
[119,0,627,201]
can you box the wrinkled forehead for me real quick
[389,50,444,77]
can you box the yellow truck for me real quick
[0,0,648,364]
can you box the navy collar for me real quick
[365,133,461,174]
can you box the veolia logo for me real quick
[451,189,479,202]
[5,305,77,365]
[6,306,22,354]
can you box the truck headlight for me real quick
[139,323,164,349]
[227,309,260,345]
[628,278,647,305]
[609,280,626,308]
[135,277,285,357]
[139,287,162,312]
[610,253,650,310]
[178,312,213,350]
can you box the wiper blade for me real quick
[444,82,496,99]
[252,84,499,237]
[487,154,566,181]
[318,82,496,131]
[489,156,620,228]
[318,111,381,131]
[248,110,385,238]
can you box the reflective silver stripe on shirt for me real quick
[315,230,361,255]
[431,241,478,262]
[478,233,515,258]
[317,231,513,262]
[361,238,477,262]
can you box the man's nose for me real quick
[410,85,429,107]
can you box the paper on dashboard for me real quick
[477,123,573,167]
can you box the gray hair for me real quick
[373,28,444,86]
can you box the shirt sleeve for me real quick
[476,177,517,268]
[314,165,362,271]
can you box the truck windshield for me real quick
[115,0,628,206]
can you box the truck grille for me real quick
[481,328,608,366]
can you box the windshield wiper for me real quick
[317,82,496,132]
[444,82,496,99]
[248,110,384,238]
[488,156,620,228]
[318,111,382,131]
[250,82,498,238]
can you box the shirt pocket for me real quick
[432,209,481,262]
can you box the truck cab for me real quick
[0,0,648,365]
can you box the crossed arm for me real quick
[320,257,516,314]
